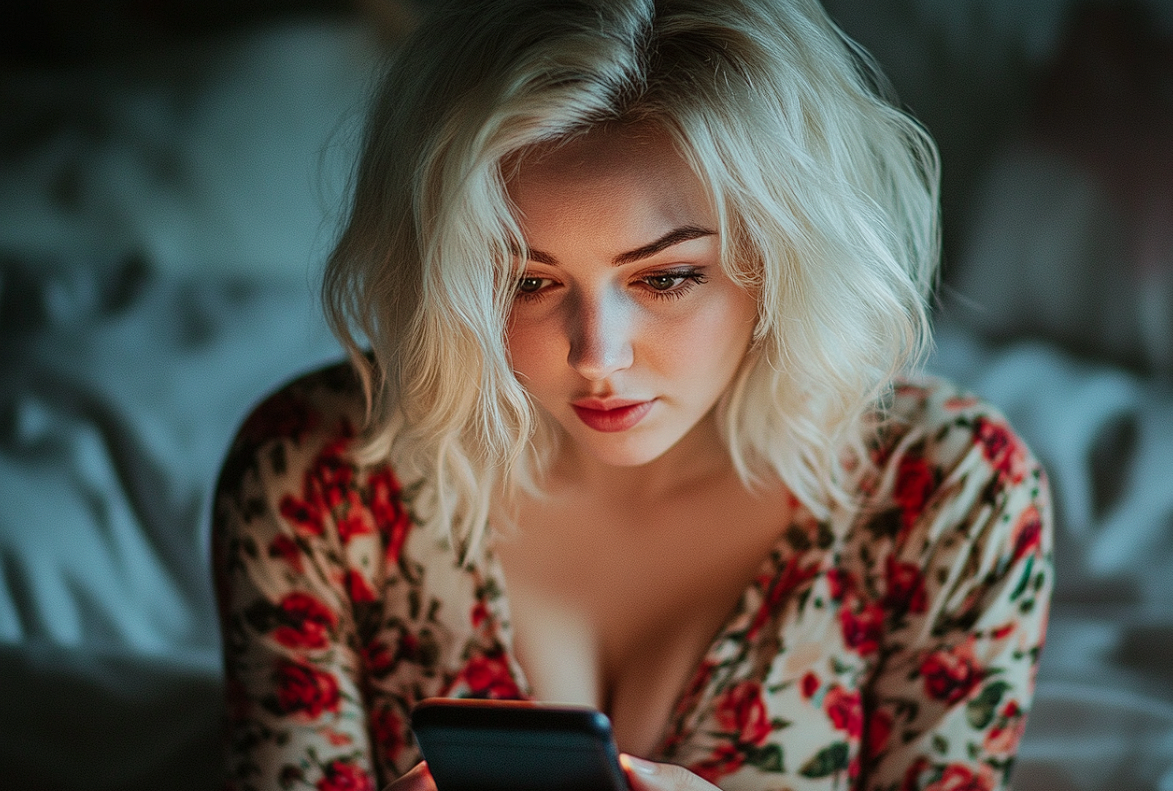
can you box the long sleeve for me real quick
[858,399,1054,791]
[211,369,416,791]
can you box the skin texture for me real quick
[503,125,759,484]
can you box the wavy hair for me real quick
[323,0,940,560]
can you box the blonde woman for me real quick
[212,1,1052,789]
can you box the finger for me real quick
[382,761,437,791]
[620,754,720,791]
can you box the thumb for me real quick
[620,754,718,791]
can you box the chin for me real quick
[568,429,681,469]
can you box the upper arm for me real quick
[211,375,395,791]
[861,404,1054,791]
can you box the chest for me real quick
[494,482,793,755]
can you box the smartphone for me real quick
[410,698,630,791]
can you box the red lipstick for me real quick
[570,398,655,432]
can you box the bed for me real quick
[2,4,1171,790]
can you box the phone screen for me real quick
[410,698,630,791]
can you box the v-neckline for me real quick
[472,505,818,759]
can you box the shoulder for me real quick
[860,374,1051,552]
[878,374,1041,488]
[236,359,367,454]
[211,357,431,589]
[212,359,412,553]
[215,359,368,499]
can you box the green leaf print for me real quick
[966,680,1012,729]
[746,743,785,773]
[1010,555,1035,601]
[798,742,849,778]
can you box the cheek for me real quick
[681,293,757,370]
[505,317,559,385]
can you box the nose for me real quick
[565,289,634,381]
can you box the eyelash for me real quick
[513,269,709,303]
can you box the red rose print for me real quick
[362,639,396,677]
[883,555,927,614]
[866,708,894,759]
[991,623,1015,640]
[273,592,338,650]
[336,491,375,543]
[983,718,1026,760]
[316,759,374,791]
[920,640,983,704]
[279,438,369,539]
[714,680,772,746]
[471,600,490,628]
[747,555,820,639]
[924,763,996,791]
[840,601,884,656]
[397,630,420,661]
[268,534,304,572]
[894,453,935,528]
[1011,505,1043,563]
[974,417,1026,485]
[370,704,406,768]
[275,660,341,719]
[801,671,820,699]
[369,468,411,564]
[823,685,862,738]
[344,570,377,604]
[309,441,356,511]
[280,493,325,536]
[690,741,745,784]
[984,699,1026,759]
[325,729,352,746]
[455,652,522,699]
[827,568,856,601]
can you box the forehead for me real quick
[506,125,714,242]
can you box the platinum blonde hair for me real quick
[323,0,940,559]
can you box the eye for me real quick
[515,275,554,301]
[644,274,683,291]
[637,269,708,298]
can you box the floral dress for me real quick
[212,362,1052,791]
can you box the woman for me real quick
[212,1,1052,790]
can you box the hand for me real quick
[381,761,436,791]
[620,754,721,791]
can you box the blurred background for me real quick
[1,1,1171,789]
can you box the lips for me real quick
[570,398,655,433]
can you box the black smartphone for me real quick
[410,698,630,791]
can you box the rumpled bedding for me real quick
[1,12,1170,791]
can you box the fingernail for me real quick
[621,754,659,776]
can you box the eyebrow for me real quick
[525,225,716,266]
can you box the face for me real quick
[505,126,758,470]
